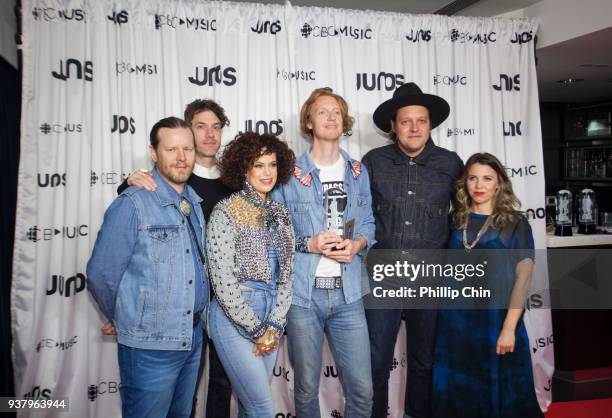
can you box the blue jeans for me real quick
[117,326,203,418]
[208,282,278,417]
[365,309,437,418]
[287,288,373,418]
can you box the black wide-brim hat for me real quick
[373,82,450,133]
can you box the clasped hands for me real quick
[253,327,280,357]
[308,231,366,263]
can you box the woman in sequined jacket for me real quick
[206,131,295,417]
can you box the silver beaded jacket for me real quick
[206,182,295,340]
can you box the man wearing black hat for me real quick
[362,83,463,418]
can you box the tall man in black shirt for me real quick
[117,100,233,417]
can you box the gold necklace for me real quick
[463,215,493,252]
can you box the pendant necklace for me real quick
[463,215,493,252]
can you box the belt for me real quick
[193,310,203,327]
[314,276,342,289]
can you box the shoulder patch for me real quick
[351,160,362,179]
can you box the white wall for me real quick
[0,0,17,68]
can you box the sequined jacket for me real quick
[206,183,295,339]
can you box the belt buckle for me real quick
[315,277,341,289]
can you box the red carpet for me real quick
[545,398,612,418]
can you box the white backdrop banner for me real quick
[13,0,552,417]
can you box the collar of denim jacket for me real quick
[151,167,203,208]
[296,147,359,177]
[391,137,436,165]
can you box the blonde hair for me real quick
[453,153,521,229]
[299,87,354,139]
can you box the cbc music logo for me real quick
[450,29,496,44]
[433,74,467,86]
[38,173,66,188]
[525,207,546,220]
[322,365,338,378]
[23,385,52,400]
[511,30,534,44]
[532,333,554,354]
[32,7,86,22]
[331,410,344,418]
[272,365,291,382]
[155,14,216,31]
[46,273,87,297]
[36,335,78,353]
[503,121,522,137]
[39,122,83,135]
[243,119,283,136]
[111,115,136,134]
[525,293,544,310]
[188,66,237,87]
[492,74,520,91]
[277,69,316,81]
[505,164,537,178]
[447,128,475,137]
[405,29,431,42]
[356,72,404,91]
[52,58,93,82]
[88,381,121,402]
[116,62,158,75]
[389,354,407,371]
[108,10,129,25]
[90,171,130,186]
[26,225,88,242]
[300,22,372,40]
[251,19,282,35]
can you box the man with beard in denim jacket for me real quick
[362,83,463,418]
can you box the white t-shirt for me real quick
[314,156,346,278]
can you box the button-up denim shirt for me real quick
[271,149,376,307]
[87,168,209,351]
[362,140,463,251]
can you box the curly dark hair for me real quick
[183,99,230,127]
[218,132,296,191]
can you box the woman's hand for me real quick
[252,327,280,356]
[496,328,515,355]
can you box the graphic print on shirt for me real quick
[322,181,347,236]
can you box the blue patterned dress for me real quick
[431,213,543,418]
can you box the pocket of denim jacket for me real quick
[286,202,312,235]
[146,225,180,262]
[424,203,449,242]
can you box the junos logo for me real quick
[155,15,216,31]
[244,119,283,136]
[26,225,88,242]
[301,23,372,40]
[356,72,404,91]
[88,381,121,402]
[188,66,237,87]
[38,173,66,188]
[52,58,93,81]
[525,294,543,310]
[503,121,522,137]
[525,207,546,220]
[112,115,136,134]
[511,31,534,44]
[32,7,85,22]
[447,128,475,137]
[251,20,281,35]
[450,29,496,44]
[90,171,130,186]
[505,165,537,178]
[36,336,78,352]
[107,10,129,25]
[277,69,316,81]
[272,365,290,382]
[405,29,431,42]
[116,62,158,75]
[433,74,467,86]
[23,385,52,400]
[39,122,82,134]
[46,273,87,297]
[492,74,520,91]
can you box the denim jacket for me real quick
[87,169,208,351]
[362,140,463,250]
[271,149,376,307]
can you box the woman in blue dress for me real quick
[432,153,543,418]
